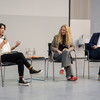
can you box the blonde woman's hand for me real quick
[64,48,71,52]
[57,50,62,54]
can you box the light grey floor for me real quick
[0,59,100,100]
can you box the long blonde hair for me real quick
[56,25,72,46]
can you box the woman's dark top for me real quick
[58,35,67,51]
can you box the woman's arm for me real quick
[11,41,20,50]
[51,35,62,54]
[0,39,8,48]
[68,44,75,51]
[51,35,58,52]
[64,44,75,52]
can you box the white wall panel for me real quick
[0,0,69,57]
[0,0,69,17]
[0,15,68,57]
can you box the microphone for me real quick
[3,35,6,40]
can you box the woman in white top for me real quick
[0,23,41,86]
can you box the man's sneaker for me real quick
[59,69,64,75]
[18,78,30,86]
[30,68,42,74]
[98,75,100,81]
[67,76,78,81]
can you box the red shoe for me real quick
[59,69,64,75]
[67,76,78,81]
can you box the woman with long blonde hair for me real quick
[51,25,78,81]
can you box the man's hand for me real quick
[93,45,98,49]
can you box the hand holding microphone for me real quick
[3,35,8,44]
[3,39,8,44]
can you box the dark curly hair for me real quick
[0,23,6,30]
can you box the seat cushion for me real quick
[0,62,16,66]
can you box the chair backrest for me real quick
[48,43,62,62]
[48,43,52,56]
[84,43,89,56]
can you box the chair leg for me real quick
[47,59,49,79]
[4,66,6,82]
[83,59,85,78]
[1,65,4,87]
[30,59,32,66]
[44,59,46,80]
[30,74,32,83]
[2,66,4,87]
[75,59,77,77]
[52,61,55,80]
[88,60,90,79]
[30,59,33,82]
